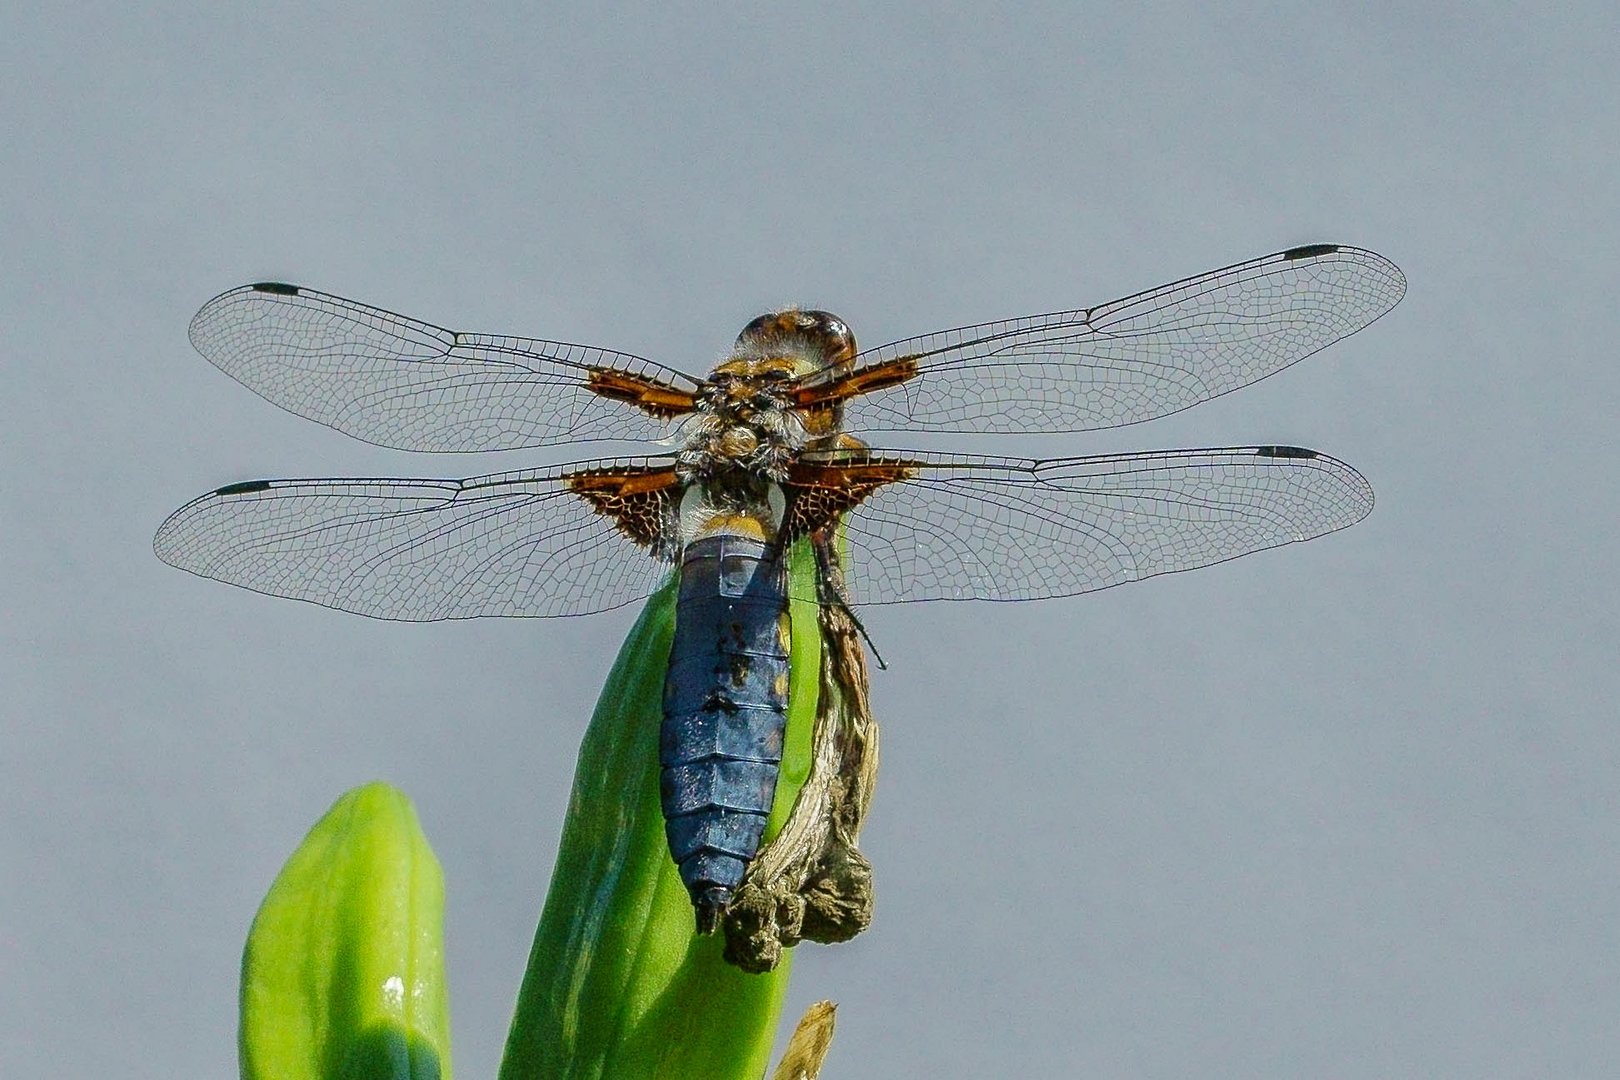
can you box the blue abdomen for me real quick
[661,532,791,932]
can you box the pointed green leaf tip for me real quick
[499,542,822,1080]
[241,782,452,1080]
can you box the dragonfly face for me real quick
[155,243,1405,929]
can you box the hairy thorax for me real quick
[676,361,806,483]
[675,308,859,482]
[672,307,861,546]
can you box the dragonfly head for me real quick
[734,307,857,375]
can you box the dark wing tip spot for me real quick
[249,282,300,296]
[1255,445,1318,459]
[1281,243,1340,261]
[214,479,274,496]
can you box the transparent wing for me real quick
[153,458,678,619]
[840,244,1404,434]
[189,283,703,451]
[794,445,1373,606]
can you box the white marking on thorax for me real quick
[678,483,786,546]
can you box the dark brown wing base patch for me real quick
[586,368,698,419]
[784,458,918,541]
[793,357,921,409]
[564,465,682,550]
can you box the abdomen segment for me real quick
[661,533,792,932]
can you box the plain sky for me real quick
[5,4,1618,1078]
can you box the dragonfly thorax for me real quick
[674,307,857,484]
[679,373,806,488]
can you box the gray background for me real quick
[5,4,1617,1078]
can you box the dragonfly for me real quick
[155,243,1404,931]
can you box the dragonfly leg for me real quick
[811,530,887,671]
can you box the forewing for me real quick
[839,245,1404,434]
[790,446,1373,605]
[189,284,702,451]
[153,458,679,619]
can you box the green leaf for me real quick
[240,782,452,1080]
[499,542,822,1080]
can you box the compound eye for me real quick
[735,313,778,346]
[799,310,839,332]
[800,310,854,351]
